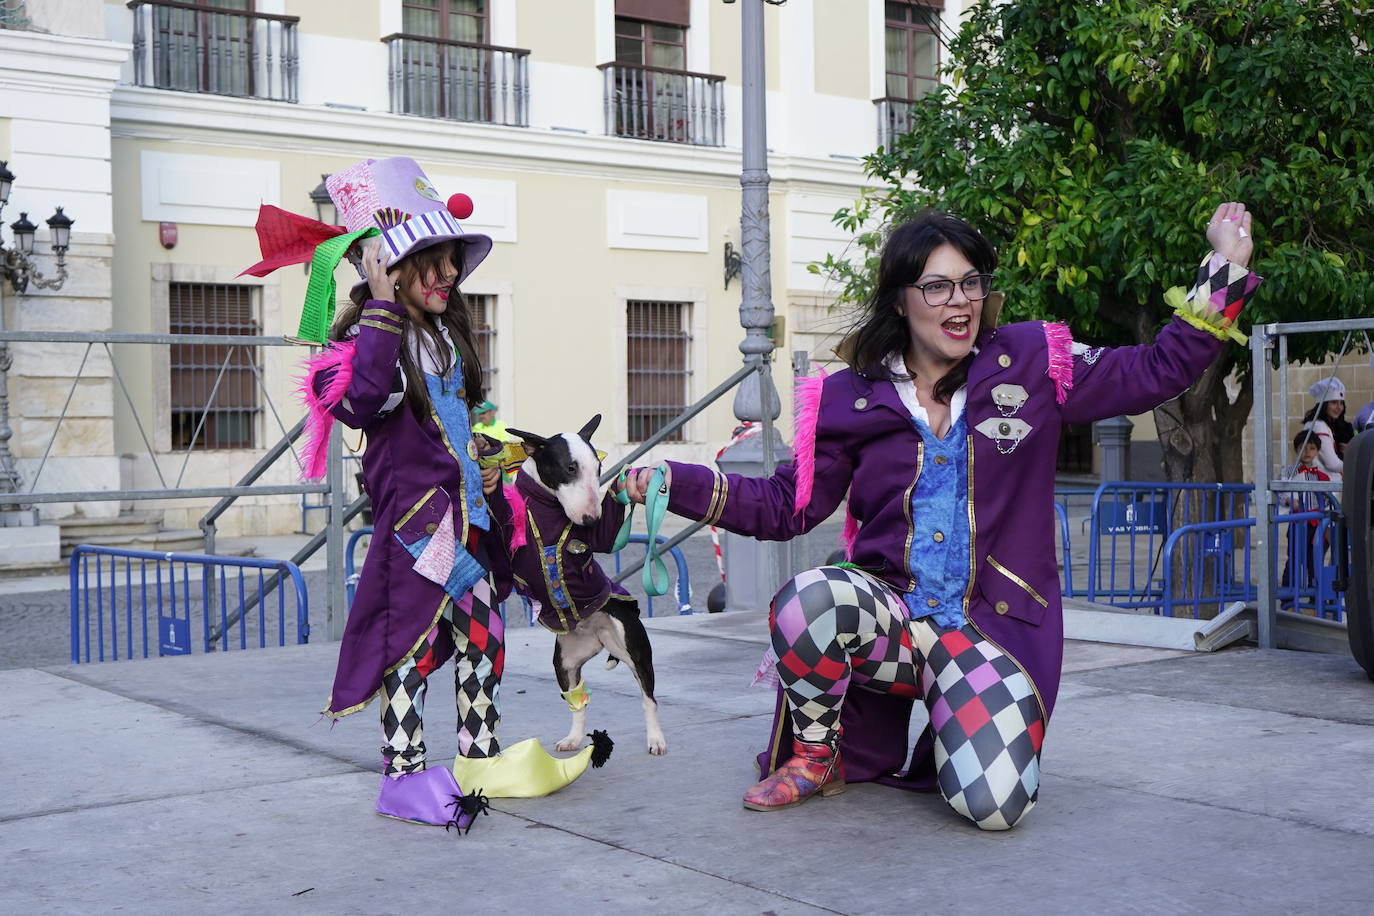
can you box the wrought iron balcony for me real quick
[598,62,725,147]
[128,0,299,102]
[384,34,529,127]
[874,96,923,150]
[874,86,945,150]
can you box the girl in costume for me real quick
[623,203,1260,829]
[292,158,601,830]
[1300,377,1352,479]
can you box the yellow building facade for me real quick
[4,0,983,538]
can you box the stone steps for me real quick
[56,512,163,542]
[57,511,211,559]
[0,513,252,578]
[63,528,207,557]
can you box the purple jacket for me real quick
[665,314,1234,779]
[505,472,628,634]
[305,299,509,718]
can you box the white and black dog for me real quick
[503,415,667,756]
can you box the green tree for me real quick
[821,0,1374,483]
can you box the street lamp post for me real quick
[732,0,781,429]
[716,0,793,612]
[0,161,77,522]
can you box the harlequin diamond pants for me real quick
[770,566,1044,830]
[380,578,505,776]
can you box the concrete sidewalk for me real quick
[4,610,1373,915]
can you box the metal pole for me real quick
[732,0,780,428]
[720,0,785,610]
[325,418,347,640]
[1252,324,1275,648]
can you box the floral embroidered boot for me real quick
[742,735,845,811]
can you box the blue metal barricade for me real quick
[1156,510,1346,619]
[1085,482,1254,608]
[1053,486,1096,597]
[612,533,693,617]
[1310,516,1344,620]
[70,545,309,663]
[344,526,694,620]
[345,527,372,607]
[1053,501,1074,596]
[1159,517,1257,619]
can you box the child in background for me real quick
[1279,431,1332,598]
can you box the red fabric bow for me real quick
[239,205,349,277]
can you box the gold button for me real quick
[475,496,484,508]
[998,422,1011,436]
[466,441,478,459]
[932,531,945,543]
[425,523,437,534]
[854,397,868,410]
[926,597,940,608]
[997,354,1012,368]
[995,601,1009,615]
[934,455,949,465]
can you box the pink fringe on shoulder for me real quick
[295,339,357,481]
[792,368,828,514]
[840,500,860,560]
[1044,321,1074,405]
[504,482,528,552]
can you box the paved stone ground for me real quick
[3,609,1372,915]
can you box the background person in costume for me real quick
[471,400,513,441]
[624,203,1260,830]
[1300,377,1352,479]
[291,158,602,830]
[1279,431,1332,596]
[472,400,524,484]
[1355,400,1374,434]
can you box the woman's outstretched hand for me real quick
[1206,202,1253,269]
[620,465,672,505]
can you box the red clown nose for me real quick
[447,193,474,220]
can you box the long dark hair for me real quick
[331,241,485,416]
[847,211,997,404]
[1302,400,1354,445]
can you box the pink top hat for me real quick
[326,157,492,286]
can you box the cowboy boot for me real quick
[742,735,845,811]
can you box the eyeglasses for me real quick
[905,273,995,307]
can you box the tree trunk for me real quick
[1150,348,1253,617]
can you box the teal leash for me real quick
[612,465,671,597]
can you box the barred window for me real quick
[467,293,496,399]
[169,282,261,451]
[627,300,691,443]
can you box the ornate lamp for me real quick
[0,163,77,511]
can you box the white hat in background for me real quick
[1308,376,1346,403]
